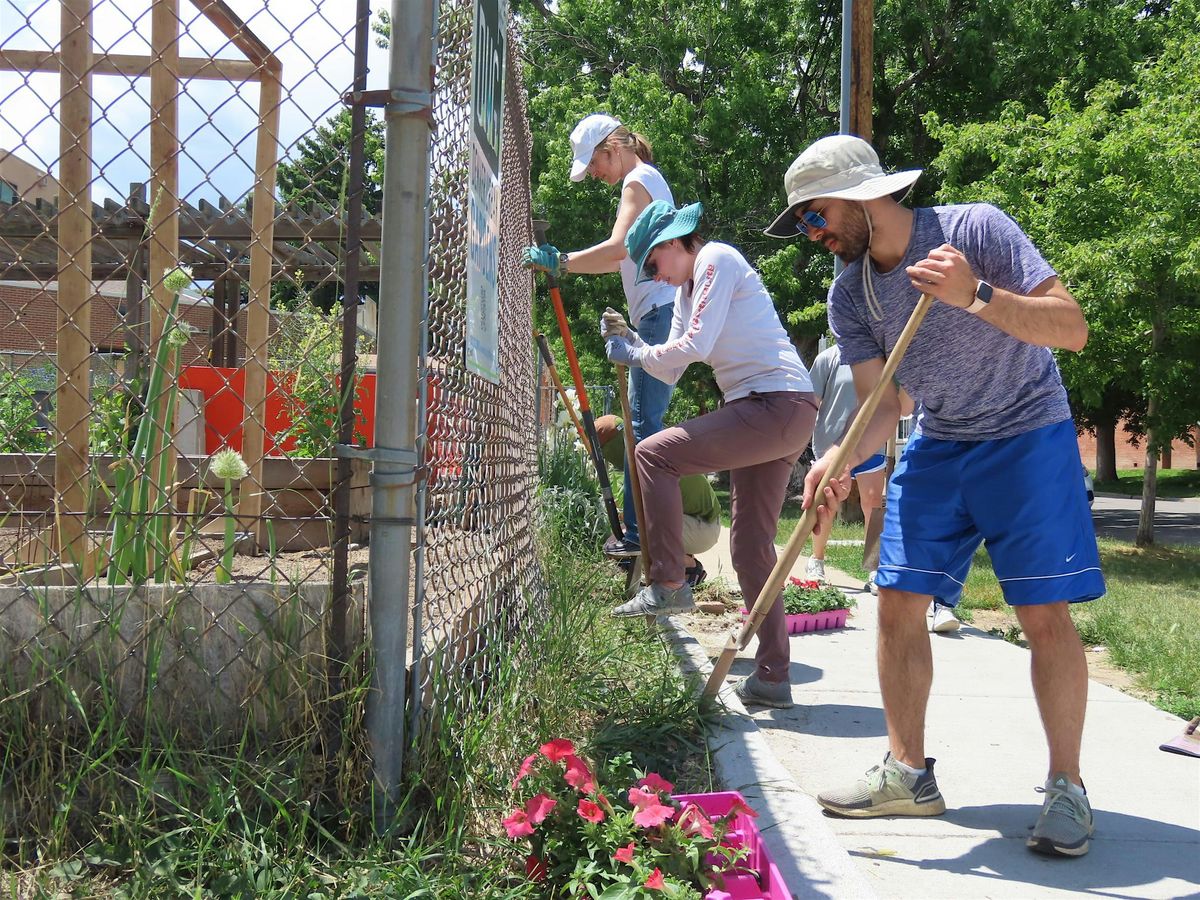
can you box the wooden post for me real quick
[237,64,282,548]
[850,0,873,140]
[54,0,94,562]
[147,0,181,575]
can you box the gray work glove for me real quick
[600,306,630,339]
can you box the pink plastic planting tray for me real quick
[672,791,792,900]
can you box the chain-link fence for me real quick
[412,0,544,735]
[0,0,542,777]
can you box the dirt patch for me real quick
[960,607,1149,700]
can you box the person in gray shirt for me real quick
[765,134,1103,858]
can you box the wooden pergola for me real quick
[0,0,374,562]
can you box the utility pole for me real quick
[851,0,873,140]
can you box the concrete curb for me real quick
[658,616,877,899]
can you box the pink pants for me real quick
[635,391,817,682]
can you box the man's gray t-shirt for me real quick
[809,344,887,459]
[828,204,1071,441]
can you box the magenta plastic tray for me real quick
[739,608,848,634]
[671,791,792,900]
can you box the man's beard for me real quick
[830,204,871,263]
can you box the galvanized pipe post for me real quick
[366,0,436,829]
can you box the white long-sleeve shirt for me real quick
[627,242,812,401]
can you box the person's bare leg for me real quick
[1014,602,1087,785]
[878,588,935,767]
[810,513,830,560]
[857,468,885,526]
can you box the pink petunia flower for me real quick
[613,842,636,864]
[628,786,658,809]
[524,793,557,825]
[577,798,605,823]
[636,772,675,794]
[632,798,676,828]
[677,804,715,839]
[728,796,759,819]
[539,738,575,762]
[644,868,666,890]
[562,755,596,792]
[511,752,539,788]
[502,808,534,838]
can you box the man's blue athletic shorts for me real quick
[876,418,1105,605]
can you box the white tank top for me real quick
[619,162,676,326]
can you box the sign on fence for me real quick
[464,0,508,384]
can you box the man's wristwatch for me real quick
[966,279,993,314]
[559,252,570,274]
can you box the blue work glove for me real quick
[521,243,562,275]
[605,335,639,366]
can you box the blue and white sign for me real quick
[465,0,507,384]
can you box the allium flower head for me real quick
[164,324,190,348]
[209,447,249,481]
[163,266,193,294]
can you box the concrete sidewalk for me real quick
[677,526,1200,899]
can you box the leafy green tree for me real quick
[519,0,1168,410]
[930,2,1200,543]
[275,108,386,310]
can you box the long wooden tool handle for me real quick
[536,332,591,455]
[702,294,934,699]
[616,364,651,575]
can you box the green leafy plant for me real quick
[781,577,854,615]
[506,740,749,898]
[105,267,194,584]
[0,368,51,453]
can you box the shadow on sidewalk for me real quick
[727,659,889,738]
[848,804,1200,894]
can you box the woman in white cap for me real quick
[602,198,851,710]
[521,114,676,559]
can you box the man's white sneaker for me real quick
[804,557,827,583]
[929,603,961,633]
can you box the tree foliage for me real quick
[518,0,1166,414]
[930,2,1200,538]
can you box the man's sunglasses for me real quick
[795,209,827,235]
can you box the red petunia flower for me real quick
[636,772,675,794]
[524,855,548,881]
[511,752,539,788]
[577,798,605,823]
[613,842,636,864]
[632,798,676,828]
[503,808,534,838]
[562,754,596,792]
[539,738,575,762]
[728,795,759,819]
[524,793,557,825]
[644,868,666,890]
[677,803,715,839]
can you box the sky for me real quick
[1,0,392,206]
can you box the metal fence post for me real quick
[366,0,436,829]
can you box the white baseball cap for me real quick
[569,113,622,182]
[764,134,922,238]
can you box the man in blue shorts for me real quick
[805,342,888,589]
[766,134,1104,857]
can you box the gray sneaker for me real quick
[1027,774,1093,857]
[612,582,694,618]
[732,673,794,709]
[818,753,947,818]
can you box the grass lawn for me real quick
[716,491,1200,720]
[1093,467,1200,498]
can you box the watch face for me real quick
[977,281,994,302]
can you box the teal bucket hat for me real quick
[625,200,703,282]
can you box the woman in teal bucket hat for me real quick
[602,199,852,709]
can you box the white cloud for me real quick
[1,0,392,204]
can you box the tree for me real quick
[930,2,1200,543]
[518,0,1167,413]
[275,107,386,310]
